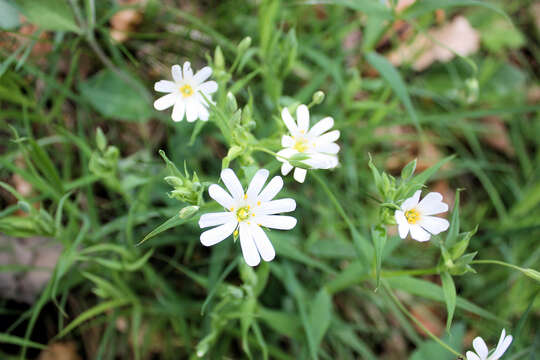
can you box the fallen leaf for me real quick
[38,342,81,360]
[110,9,143,43]
[481,116,514,156]
[388,16,480,71]
[410,303,444,337]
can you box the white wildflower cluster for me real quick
[151,58,517,359]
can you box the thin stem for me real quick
[471,259,524,272]
[312,172,370,261]
[382,267,439,277]
[382,281,464,358]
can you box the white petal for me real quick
[198,81,218,94]
[281,162,293,176]
[220,168,244,201]
[171,101,185,122]
[198,103,209,121]
[395,211,409,239]
[257,198,296,215]
[303,153,338,169]
[293,167,307,183]
[171,64,182,82]
[257,215,297,230]
[239,223,260,267]
[257,176,283,202]
[419,216,449,235]
[489,331,512,360]
[409,224,431,242]
[466,351,481,360]
[315,142,340,154]
[276,148,297,162]
[296,104,310,134]
[308,117,334,137]
[281,108,298,135]
[417,192,448,215]
[200,220,237,246]
[199,212,235,228]
[316,130,340,144]
[401,190,421,211]
[154,80,176,93]
[186,101,199,122]
[153,93,177,111]
[250,224,275,262]
[473,337,489,360]
[208,184,235,210]
[246,169,269,200]
[193,66,212,84]
[282,135,294,147]
[183,61,193,79]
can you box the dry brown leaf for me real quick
[410,304,444,337]
[0,236,62,304]
[38,342,81,360]
[388,16,479,71]
[110,9,143,43]
[481,117,514,156]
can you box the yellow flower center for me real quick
[236,206,251,222]
[293,137,309,152]
[405,208,420,224]
[179,84,193,98]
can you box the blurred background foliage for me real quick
[0,0,539,359]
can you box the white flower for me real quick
[276,104,340,183]
[199,168,297,266]
[466,329,513,360]
[394,190,449,242]
[153,62,218,122]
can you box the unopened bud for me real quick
[312,90,325,105]
[237,36,252,54]
[179,205,199,219]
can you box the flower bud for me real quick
[312,90,325,105]
[179,205,199,219]
[237,36,252,54]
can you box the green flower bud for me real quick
[237,36,252,54]
[312,90,325,105]
[179,205,199,219]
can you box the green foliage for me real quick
[0,0,539,359]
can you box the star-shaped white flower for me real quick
[153,62,218,122]
[394,190,449,242]
[466,329,513,360]
[199,168,297,266]
[276,104,340,183]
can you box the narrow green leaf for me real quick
[55,299,130,339]
[404,0,510,22]
[386,276,503,323]
[308,288,332,347]
[304,0,393,19]
[15,0,81,33]
[440,271,456,332]
[79,69,151,122]
[445,190,462,248]
[409,155,455,190]
[371,224,387,290]
[0,333,46,349]
[138,214,191,246]
[365,51,420,130]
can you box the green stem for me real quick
[471,259,524,272]
[312,172,370,261]
[382,281,464,358]
[382,267,439,277]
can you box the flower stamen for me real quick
[236,206,251,222]
[293,137,309,152]
[179,84,193,98]
[405,208,420,224]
